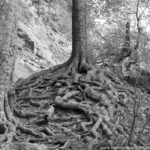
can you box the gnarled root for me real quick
[5,63,143,148]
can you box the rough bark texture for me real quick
[0,0,17,111]
[71,0,87,70]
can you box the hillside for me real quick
[14,0,72,81]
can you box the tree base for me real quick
[2,61,150,149]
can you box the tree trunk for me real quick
[68,0,88,71]
[50,0,88,74]
[0,0,17,112]
[117,22,131,63]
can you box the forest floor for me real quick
[2,64,150,150]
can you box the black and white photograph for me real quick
[0,0,150,149]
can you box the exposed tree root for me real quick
[16,125,46,138]
[2,62,150,149]
[91,113,103,138]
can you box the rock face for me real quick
[14,0,72,82]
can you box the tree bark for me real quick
[0,0,17,111]
[68,0,88,71]
[52,0,88,73]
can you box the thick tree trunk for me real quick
[0,0,17,111]
[50,0,88,73]
[69,0,87,71]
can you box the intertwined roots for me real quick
[2,65,150,149]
